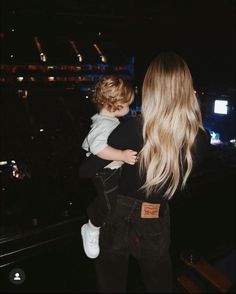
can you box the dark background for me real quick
[0,1,235,292]
[1,0,235,89]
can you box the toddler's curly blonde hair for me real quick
[93,75,134,112]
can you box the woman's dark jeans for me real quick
[95,195,173,293]
[87,168,121,227]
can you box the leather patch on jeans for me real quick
[141,202,160,218]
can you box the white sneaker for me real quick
[81,223,100,259]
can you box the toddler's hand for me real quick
[122,150,138,165]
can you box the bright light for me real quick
[93,44,107,63]
[101,55,107,63]
[77,54,82,62]
[40,53,47,62]
[214,100,228,114]
[17,77,24,82]
[17,89,28,99]
[48,76,55,81]
[210,131,222,145]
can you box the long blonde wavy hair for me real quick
[139,52,204,199]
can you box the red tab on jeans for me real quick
[141,202,160,218]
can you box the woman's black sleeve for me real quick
[191,128,211,175]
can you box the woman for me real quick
[79,52,210,293]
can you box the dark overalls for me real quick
[87,167,121,227]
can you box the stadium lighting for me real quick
[214,100,228,115]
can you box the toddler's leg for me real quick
[81,168,120,259]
